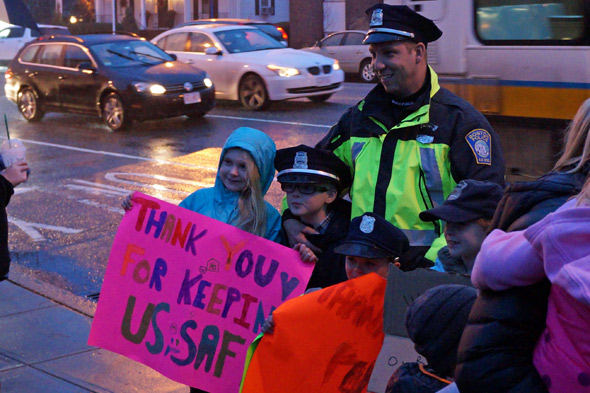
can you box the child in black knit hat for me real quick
[386,284,477,393]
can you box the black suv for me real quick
[4,34,216,131]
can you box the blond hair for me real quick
[575,175,590,206]
[233,150,267,237]
[553,98,590,173]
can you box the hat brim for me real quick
[333,242,393,259]
[363,32,409,45]
[419,205,483,223]
[277,173,336,185]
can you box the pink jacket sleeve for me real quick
[471,229,546,291]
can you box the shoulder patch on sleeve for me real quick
[465,129,492,165]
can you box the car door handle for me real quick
[185,60,193,64]
[58,76,66,80]
[356,51,364,55]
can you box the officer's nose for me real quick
[372,57,384,71]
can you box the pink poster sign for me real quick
[88,192,313,392]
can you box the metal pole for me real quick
[210,0,214,18]
[112,0,116,34]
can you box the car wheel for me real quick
[307,94,332,103]
[360,59,376,83]
[238,74,269,111]
[18,88,44,122]
[102,93,130,131]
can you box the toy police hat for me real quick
[363,4,442,45]
[275,145,351,191]
[419,180,504,223]
[334,212,409,259]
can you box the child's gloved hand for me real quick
[261,314,274,335]
[294,243,318,263]
[122,193,134,211]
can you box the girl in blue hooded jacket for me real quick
[179,127,282,242]
[123,127,283,243]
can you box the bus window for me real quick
[475,0,586,44]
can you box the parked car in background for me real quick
[0,24,71,65]
[301,30,376,83]
[152,24,344,110]
[175,18,288,46]
[4,34,215,131]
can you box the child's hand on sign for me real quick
[122,193,134,211]
[294,243,318,263]
[261,313,274,335]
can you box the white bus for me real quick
[386,0,589,120]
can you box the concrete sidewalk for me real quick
[0,264,190,393]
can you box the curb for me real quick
[7,263,97,318]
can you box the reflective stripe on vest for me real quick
[420,146,444,208]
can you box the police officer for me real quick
[284,4,505,269]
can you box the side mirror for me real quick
[205,47,221,55]
[168,53,177,60]
[77,62,96,73]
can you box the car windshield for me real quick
[92,40,173,67]
[214,28,283,53]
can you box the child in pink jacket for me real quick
[471,180,590,393]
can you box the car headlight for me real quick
[133,82,166,95]
[204,77,213,88]
[333,60,340,71]
[267,64,300,77]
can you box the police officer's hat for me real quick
[334,212,409,259]
[275,145,351,191]
[363,4,442,45]
[419,180,504,223]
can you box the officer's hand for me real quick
[261,314,274,335]
[122,193,134,211]
[294,243,318,263]
[283,218,321,252]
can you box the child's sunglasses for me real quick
[280,183,330,195]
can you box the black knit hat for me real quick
[405,285,477,377]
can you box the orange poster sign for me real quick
[242,273,386,393]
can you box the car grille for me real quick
[287,82,341,94]
[165,80,207,93]
[307,65,333,75]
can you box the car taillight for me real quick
[277,26,288,40]
[4,69,13,80]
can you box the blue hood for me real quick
[216,127,276,194]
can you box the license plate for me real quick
[316,76,329,86]
[183,92,201,104]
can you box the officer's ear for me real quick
[414,42,426,64]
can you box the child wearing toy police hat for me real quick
[261,211,410,335]
[275,144,352,289]
[334,212,410,278]
[419,179,504,274]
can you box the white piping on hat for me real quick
[367,27,415,38]
[277,168,340,181]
